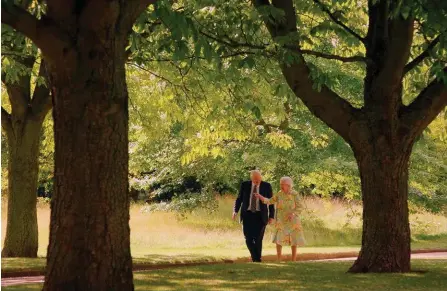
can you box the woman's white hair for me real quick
[280,176,293,187]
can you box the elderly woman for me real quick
[255,176,305,261]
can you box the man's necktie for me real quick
[250,184,258,212]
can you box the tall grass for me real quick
[1,196,446,258]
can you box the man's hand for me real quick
[232,212,238,220]
[268,218,274,225]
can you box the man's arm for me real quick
[267,183,275,220]
[233,182,244,219]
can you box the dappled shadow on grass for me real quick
[2,260,446,291]
[133,260,447,291]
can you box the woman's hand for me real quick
[254,192,265,201]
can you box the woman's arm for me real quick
[267,184,275,221]
[293,192,302,215]
[256,192,278,205]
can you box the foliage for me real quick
[124,60,446,211]
[141,186,218,217]
[409,110,447,214]
[1,0,52,188]
[124,0,447,215]
[2,0,445,215]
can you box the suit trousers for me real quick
[242,211,266,262]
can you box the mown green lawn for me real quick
[1,246,359,273]
[3,260,447,291]
[3,241,447,274]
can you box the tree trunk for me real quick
[2,1,154,290]
[349,131,413,273]
[42,36,133,291]
[2,121,42,258]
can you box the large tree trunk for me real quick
[42,34,133,291]
[2,1,155,290]
[348,125,414,273]
[2,121,42,258]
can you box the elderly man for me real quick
[232,170,274,262]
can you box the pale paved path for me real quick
[2,252,446,287]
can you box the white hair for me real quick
[280,176,293,187]
[250,170,262,177]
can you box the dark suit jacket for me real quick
[233,181,274,224]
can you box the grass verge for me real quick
[3,260,447,291]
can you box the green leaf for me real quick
[251,106,262,120]
[245,56,256,68]
[203,41,213,62]
[238,56,256,69]
[401,6,411,19]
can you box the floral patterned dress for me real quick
[261,190,306,246]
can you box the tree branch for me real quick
[300,49,367,63]
[31,60,52,118]
[1,106,13,134]
[252,0,359,142]
[400,67,447,139]
[312,0,365,44]
[198,29,266,50]
[279,101,291,129]
[122,0,159,31]
[255,119,274,133]
[198,29,367,63]
[363,3,414,112]
[3,66,33,117]
[127,63,177,87]
[1,1,70,62]
[255,101,292,132]
[132,50,271,64]
[403,35,441,75]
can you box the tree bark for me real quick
[3,1,156,289]
[42,30,133,291]
[2,120,42,258]
[348,125,413,272]
[1,56,50,258]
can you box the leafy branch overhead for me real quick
[1,1,52,135]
